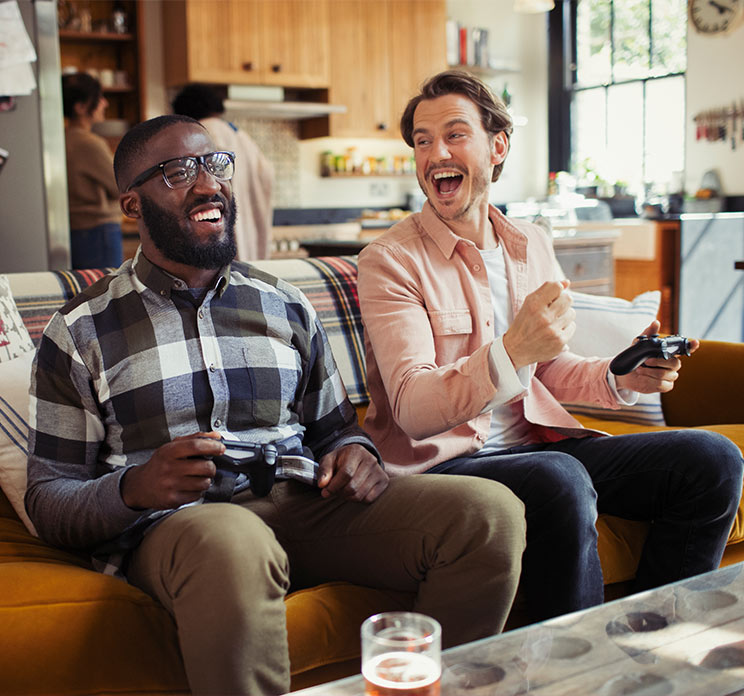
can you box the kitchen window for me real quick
[548,0,687,196]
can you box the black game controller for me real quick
[214,439,279,497]
[609,334,692,376]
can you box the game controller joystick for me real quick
[609,334,692,376]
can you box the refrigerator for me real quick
[0,0,69,272]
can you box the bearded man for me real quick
[25,115,527,695]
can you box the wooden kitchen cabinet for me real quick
[323,0,391,137]
[387,0,447,137]
[162,0,330,89]
[305,0,446,139]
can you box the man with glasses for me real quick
[25,115,527,696]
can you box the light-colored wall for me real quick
[685,22,744,196]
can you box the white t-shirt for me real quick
[476,245,638,453]
[479,246,532,452]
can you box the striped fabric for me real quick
[0,351,36,533]
[9,269,115,345]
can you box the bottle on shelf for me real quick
[112,1,128,34]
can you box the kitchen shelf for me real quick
[58,0,142,125]
[59,29,135,42]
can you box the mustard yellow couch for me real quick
[1,259,742,695]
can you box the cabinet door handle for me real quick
[242,62,253,71]
[272,64,282,73]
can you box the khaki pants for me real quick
[127,474,525,695]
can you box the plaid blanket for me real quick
[8,257,369,406]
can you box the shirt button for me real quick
[209,363,216,372]
[198,310,204,319]
[486,320,491,327]
[214,419,222,428]
[473,264,481,272]
[160,290,166,296]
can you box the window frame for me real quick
[548,0,686,182]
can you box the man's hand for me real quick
[317,444,389,503]
[120,432,224,510]
[503,279,576,371]
[615,320,700,394]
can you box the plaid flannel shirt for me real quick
[25,250,376,576]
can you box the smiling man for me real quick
[358,70,744,625]
[25,115,527,695]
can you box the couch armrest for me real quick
[661,339,744,426]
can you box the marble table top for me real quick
[290,563,744,695]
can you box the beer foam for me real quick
[363,651,440,689]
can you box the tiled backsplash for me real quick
[230,116,301,209]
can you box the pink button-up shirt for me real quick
[358,202,619,475]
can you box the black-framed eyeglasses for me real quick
[126,151,235,192]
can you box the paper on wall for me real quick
[0,0,38,96]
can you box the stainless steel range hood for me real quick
[223,85,346,121]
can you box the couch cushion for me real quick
[0,339,36,535]
[0,275,35,362]
[0,560,190,696]
[563,290,666,426]
[285,581,413,687]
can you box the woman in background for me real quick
[62,72,122,269]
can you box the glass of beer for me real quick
[361,611,441,696]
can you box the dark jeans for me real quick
[70,222,123,269]
[427,430,743,624]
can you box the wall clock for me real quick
[688,0,744,34]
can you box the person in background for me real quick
[172,83,274,260]
[358,69,744,625]
[25,114,527,695]
[62,72,123,269]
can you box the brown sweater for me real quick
[65,126,121,230]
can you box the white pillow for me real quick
[563,290,666,427]
[0,350,37,534]
[0,274,35,363]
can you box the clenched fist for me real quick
[503,280,575,371]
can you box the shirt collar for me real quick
[418,200,528,260]
[132,246,231,299]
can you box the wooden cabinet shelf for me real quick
[59,29,135,42]
[58,0,143,126]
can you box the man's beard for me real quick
[418,166,491,223]
[140,193,238,269]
